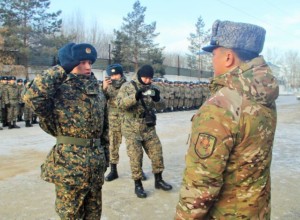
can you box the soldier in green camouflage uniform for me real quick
[175,20,279,220]
[21,79,33,127]
[17,78,25,121]
[23,43,108,219]
[1,76,9,127]
[116,65,172,198]
[3,76,21,129]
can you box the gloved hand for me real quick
[61,60,80,73]
[5,103,11,108]
[151,87,160,102]
[19,102,25,107]
[135,87,148,101]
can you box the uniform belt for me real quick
[125,112,145,118]
[56,136,101,147]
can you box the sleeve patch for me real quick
[194,133,217,159]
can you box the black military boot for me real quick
[8,122,13,129]
[25,120,33,127]
[31,116,38,124]
[105,164,118,181]
[141,170,147,181]
[134,179,147,198]
[154,172,172,191]
[12,121,20,129]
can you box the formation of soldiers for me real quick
[152,79,210,112]
[0,76,38,130]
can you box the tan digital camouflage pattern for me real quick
[3,82,21,122]
[23,65,108,219]
[116,74,165,180]
[176,56,278,220]
[104,77,126,164]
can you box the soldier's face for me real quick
[73,60,92,75]
[111,73,121,80]
[212,47,231,77]
[141,77,152,85]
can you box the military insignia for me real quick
[86,47,91,54]
[194,133,216,159]
[112,69,115,73]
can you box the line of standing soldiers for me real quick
[0,76,38,130]
[152,79,210,112]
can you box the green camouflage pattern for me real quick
[104,77,126,164]
[23,65,108,219]
[116,74,165,180]
[176,56,279,220]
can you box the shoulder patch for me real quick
[194,133,217,159]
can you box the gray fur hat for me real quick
[202,20,266,54]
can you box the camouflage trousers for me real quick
[55,183,102,220]
[108,130,122,164]
[23,106,33,121]
[17,104,24,117]
[124,126,164,180]
[173,98,179,108]
[7,104,18,122]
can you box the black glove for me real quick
[19,102,25,107]
[61,60,80,73]
[135,87,148,101]
[5,103,11,108]
[151,87,160,102]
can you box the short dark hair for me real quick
[232,48,259,61]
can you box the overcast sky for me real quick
[50,0,300,54]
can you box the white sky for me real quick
[50,0,300,55]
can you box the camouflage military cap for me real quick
[202,20,266,54]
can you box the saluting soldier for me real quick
[23,42,109,219]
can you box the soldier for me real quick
[116,64,172,198]
[1,76,9,127]
[3,76,21,129]
[17,78,25,121]
[175,20,279,219]
[23,42,109,219]
[21,79,33,127]
[103,64,147,182]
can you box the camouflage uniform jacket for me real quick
[23,65,108,185]
[116,74,162,138]
[104,77,126,132]
[176,56,279,220]
[3,83,21,105]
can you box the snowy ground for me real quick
[0,95,299,220]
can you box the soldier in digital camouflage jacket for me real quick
[116,65,172,198]
[23,43,108,219]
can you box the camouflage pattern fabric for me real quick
[175,56,279,220]
[116,74,165,180]
[3,83,21,122]
[104,77,126,164]
[23,65,108,219]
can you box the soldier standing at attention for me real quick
[23,42,109,219]
[175,20,279,219]
[3,76,21,129]
[17,78,25,122]
[102,64,148,181]
[116,64,172,198]
[21,79,33,128]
